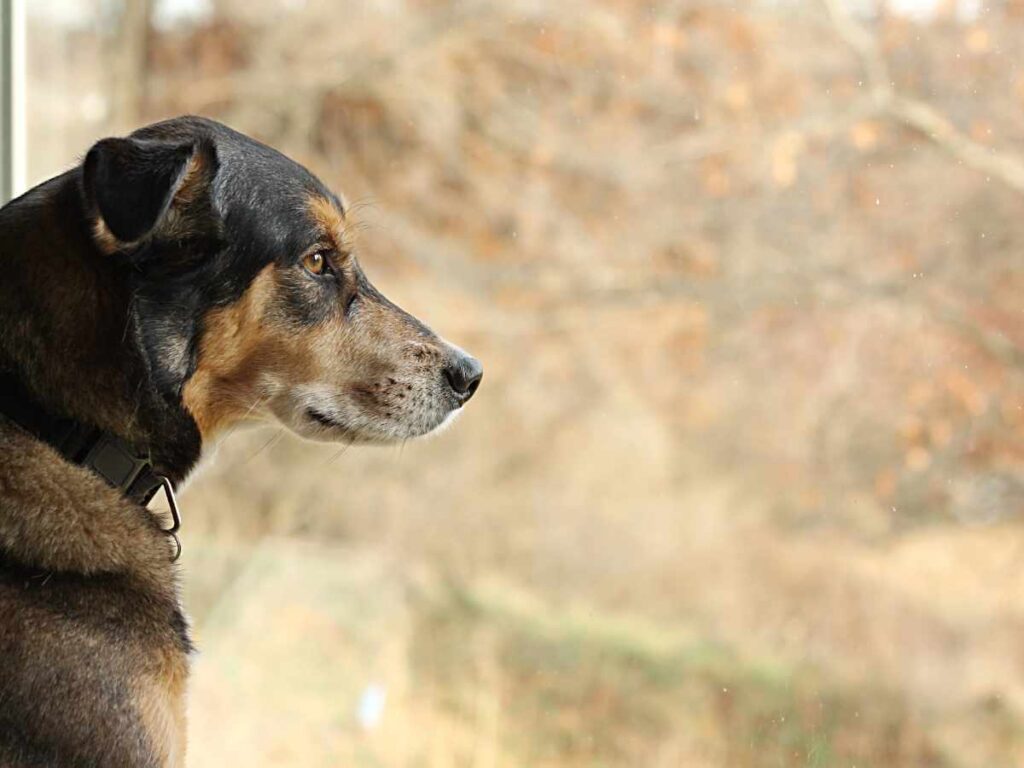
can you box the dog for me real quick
[0,115,482,767]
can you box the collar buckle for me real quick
[155,474,182,562]
[82,434,182,561]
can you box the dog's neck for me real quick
[0,172,202,484]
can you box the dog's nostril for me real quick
[443,354,483,403]
[462,372,481,400]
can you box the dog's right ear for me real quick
[82,136,219,252]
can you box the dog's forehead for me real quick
[216,142,328,209]
[135,115,342,219]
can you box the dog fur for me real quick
[0,116,481,766]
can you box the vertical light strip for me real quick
[0,0,24,205]
[0,0,11,204]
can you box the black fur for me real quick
[84,137,196,243]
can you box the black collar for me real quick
[0,372,182,560]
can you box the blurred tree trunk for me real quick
[111,0,152,131]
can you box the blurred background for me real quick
[11,0,1024,764]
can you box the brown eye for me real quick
[303,251,328,276]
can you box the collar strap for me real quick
[0,373,182,560]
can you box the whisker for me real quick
[325,439,354,466]
[245,428,284,464]
[122,292,139,343]
[220,395,271,442]
[345,197,378,215]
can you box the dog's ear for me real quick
[82,136,219,249]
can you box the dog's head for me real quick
[81,116,481,445]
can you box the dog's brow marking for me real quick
[308,194,354,254]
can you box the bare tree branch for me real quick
[888,96,1024,192]
[823,0,1024,194]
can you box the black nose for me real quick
[443,353,483,403]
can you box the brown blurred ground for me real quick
[23,0,1024,765]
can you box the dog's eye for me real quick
[303,250,330,276]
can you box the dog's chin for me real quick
[282,403,461,445]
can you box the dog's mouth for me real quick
[307,408,343,429]
[298,396,460,444]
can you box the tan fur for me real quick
[181,254,432,442]
[181,261,351,440]
[308,194,356,254]
[135,649,189,768]
[174,149,211,206]
[182,265,282,439]
[92,217,122,255]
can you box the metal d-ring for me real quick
[155,475,182,562]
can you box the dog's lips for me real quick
[297,388,462,443]
[306,407,344,429]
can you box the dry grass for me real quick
[183,534,1021,767]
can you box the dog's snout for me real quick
[443,352,483,403]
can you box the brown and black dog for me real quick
[0,116,481,766]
